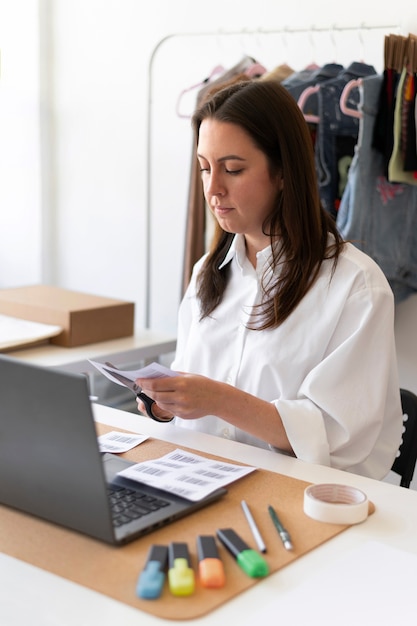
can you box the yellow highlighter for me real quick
[168,542,195,596]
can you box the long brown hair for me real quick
[191,79,344,329]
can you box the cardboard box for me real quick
[0,285,135,347]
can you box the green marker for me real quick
[216,528,269,578]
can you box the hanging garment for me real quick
[260,63,295,83]
[283,63,344,117]
[314,62,377,219]
[337,74,417,303]
[415,87,417,163]
[371,67,399,176]
[293,64,346,157]
[403,72,417,173]
[371,33,413,178]
[388,67,417,184]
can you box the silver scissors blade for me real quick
[103,362,173,423]
[103,366,141,394]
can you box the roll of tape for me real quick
[304,483,369,524]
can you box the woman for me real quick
[137,79,403,480]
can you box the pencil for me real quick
[241,500,267,553]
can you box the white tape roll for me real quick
[304,483,369,524]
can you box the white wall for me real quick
[0,0,42,285]
[1,1,417,396]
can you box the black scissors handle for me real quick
[137,391,174,423]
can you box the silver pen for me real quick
[268,504,293,551]
[241,500,267,553]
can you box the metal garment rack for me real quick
[144,23,400,328]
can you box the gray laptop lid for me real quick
[0,355,225,545]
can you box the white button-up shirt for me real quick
[172,234,403,480]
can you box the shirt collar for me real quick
[218,234,243,270]
[218,234,276,273]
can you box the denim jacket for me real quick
[315,62,377,218]
[282,62,343,116]
[337,74,417,302]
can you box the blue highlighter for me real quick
[136,544,168,599]
[217,528,269,578]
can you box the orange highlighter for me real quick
[197,535,226,588]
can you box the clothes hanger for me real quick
[339,78,363,119]
[339,34,417,123]
[297,85,320,124]
[244,61,267,78]
[176,58,266,119]
[175,65,225,118]
[296,27,335,125]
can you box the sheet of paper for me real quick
[239,540,417,624]
[117,447,256,501]
[89,359,177,390]
[0,314,62,350]
[98,431,149,453]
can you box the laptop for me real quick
[0,354,226,545]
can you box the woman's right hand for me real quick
[136,396,175,421]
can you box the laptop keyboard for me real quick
[108,484,170,527]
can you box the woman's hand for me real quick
[135,373,217,420]
[136,395,175,421]
[136,372,293,453]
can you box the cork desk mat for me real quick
[0,424,375,620]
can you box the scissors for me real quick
[103,362,174,423]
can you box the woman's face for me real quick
[197,119,282,246]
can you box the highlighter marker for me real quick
[216,528,269,578]
[136,544,168,599]
[168,542,195,596]
[197,535,226,588]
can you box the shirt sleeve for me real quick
[274,283,401,476]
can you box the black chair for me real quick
[391,388,417,488]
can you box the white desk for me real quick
[2,403,417,625]
[5,330,177,373]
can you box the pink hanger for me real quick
[297,85,320,124]
[176,65,226,118]
[245,62,267,78]
[339,78,363,119]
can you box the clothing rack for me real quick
[145,24,400,329]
